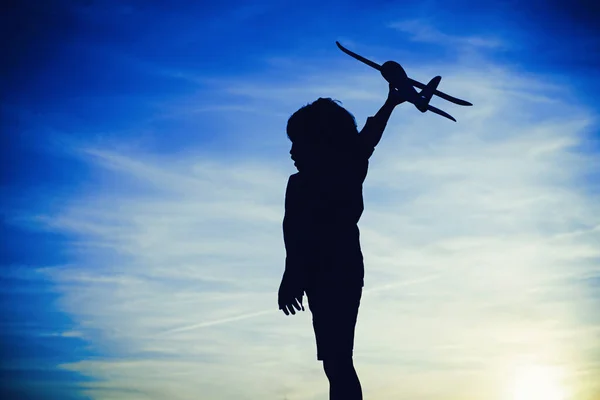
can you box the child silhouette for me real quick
[278,84,405,400]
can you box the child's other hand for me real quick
[279,292,304,316]
[387,83,407,106]
[278,275,305,316]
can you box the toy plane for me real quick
[336,41,472,122]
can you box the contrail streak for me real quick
[158,275,439,336]
[159,310,274,335]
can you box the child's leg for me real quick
[307,286,363,399]
[323,356,362,400]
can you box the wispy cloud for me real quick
[389,19,507,50]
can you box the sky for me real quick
[1,0,600,399]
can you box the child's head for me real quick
[286,98,359,172]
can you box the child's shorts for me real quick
[306,286,362,361]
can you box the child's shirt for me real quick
[283,116,381,291]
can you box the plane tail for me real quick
[416,76,441,112]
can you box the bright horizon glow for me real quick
[512,365,567,400]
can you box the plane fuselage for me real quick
[380,61,424,108]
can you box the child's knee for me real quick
[323,355,354,377]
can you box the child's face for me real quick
[290,141,316,171]
[289,142,308,170]
[290,141,342,172]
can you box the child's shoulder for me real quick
[286,172,314,202]
[285,173,305,210]
[287,172,301,186]
[286,172,301,192]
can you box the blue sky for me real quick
[2,1,600,399]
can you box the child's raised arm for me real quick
[359,84,405,150]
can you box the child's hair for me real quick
[286,98,359,150]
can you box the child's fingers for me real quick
[279,297,292,315]
[279,289,304,315]
[293,297,304,311]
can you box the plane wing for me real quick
[335,41,381,71]
[336,41,472,107]
[427,105,456,122]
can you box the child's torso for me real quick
[288,169,367,287]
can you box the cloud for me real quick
[27,40,600,400]
[389,19,507,50]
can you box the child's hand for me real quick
[278,273,305,316]
[387,83,407,106]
